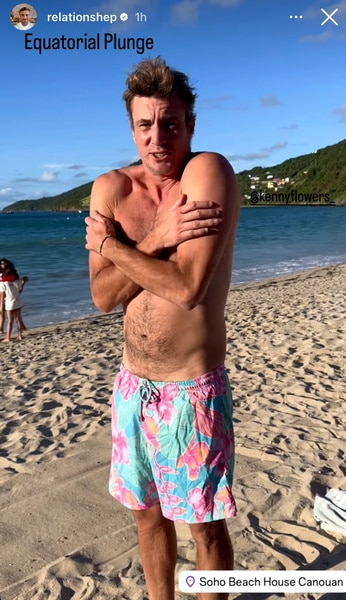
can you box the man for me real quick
[14,6,34,30]
[85,57,240,600]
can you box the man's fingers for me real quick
[181,209,222,224]
[184,218,221,230]
[90,209,108,222]
[85,212,101,226]
[179,200,219,213]
[163,226,219,246]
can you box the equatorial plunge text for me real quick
[24,33,154,54]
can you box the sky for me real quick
[0,0,345,209]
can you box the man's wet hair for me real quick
[123,56,197,127]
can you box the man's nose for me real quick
[150,125,166,146]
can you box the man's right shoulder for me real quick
[90,168,134,214]
[92,168,129,195]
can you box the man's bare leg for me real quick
[189,520,233,600]
[132,504,177,600]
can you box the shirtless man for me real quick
[85,57,240,600]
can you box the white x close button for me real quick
[321,7,339,26]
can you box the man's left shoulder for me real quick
[182,152,235,179]
[181,152,240,213]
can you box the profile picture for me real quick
[10,4,37,30]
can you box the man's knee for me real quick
[189,519,230,545]
[132,503,168,532]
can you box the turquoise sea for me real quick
[1,206,345,328]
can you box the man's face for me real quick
[19,10,30,25]
[131,95,194,178]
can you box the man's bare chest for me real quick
[114,198,156,244]
[114,189,179,245]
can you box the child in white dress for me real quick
[0,259,28,342]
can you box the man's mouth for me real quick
[151,152,169,159]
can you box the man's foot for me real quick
[3,338,11,342]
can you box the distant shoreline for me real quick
[0,209,90,214]
[241,202,341,208]
[2,203,346,214]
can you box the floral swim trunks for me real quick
[109,364,237,523]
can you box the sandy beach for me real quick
[1,264,345,600]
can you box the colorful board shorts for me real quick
[109,364,237,523]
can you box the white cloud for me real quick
[263,141,288,152]
[228,152,269,162]
[300,31,339,44]
[171,0,202,23]
[73,172,89,178]
[208,0,242,6]
[14,171,59,183]
[93,0,155,11]
[170,0,242,23]
[199,94,233,110]
[261,95,281,108]
[39,171,58,182]
[44,163,85,170]
[228,140,288,162]
[335,104,346,123]
[0,187,15,196]
[43,163,68,169]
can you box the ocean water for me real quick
[1,206,345,328]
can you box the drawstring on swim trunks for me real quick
[139,379,153,403]
[139,379,159,420]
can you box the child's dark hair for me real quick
[0,258,19,279]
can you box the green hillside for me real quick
[237,138,346,205]
[2,139,346,212]
[2,180,92,213]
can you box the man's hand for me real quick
[85,197,222,257]
[150,194,223,250]
[85,211,116,254]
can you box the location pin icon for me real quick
[186,575,195,588]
